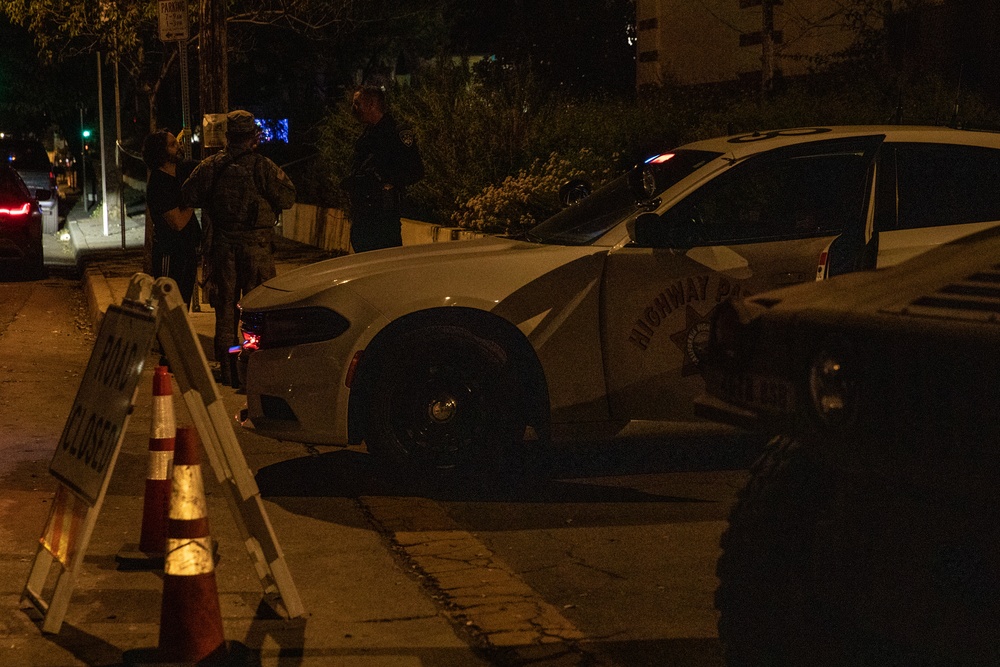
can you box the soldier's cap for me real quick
[226,110,259,135]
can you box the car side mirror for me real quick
[34,189,52,202]
[558,179,591,207]
[628,212,667,247]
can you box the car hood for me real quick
[242,235,606,316]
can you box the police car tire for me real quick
[366,325,524,474]
[715,434,840,667]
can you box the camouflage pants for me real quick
[211,228,276,370]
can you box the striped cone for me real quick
[139,365,176,554]
[157,426,227,665]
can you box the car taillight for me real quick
[0,202,30,217]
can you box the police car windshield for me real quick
[525,149,723,245]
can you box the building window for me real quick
[638,18,659,31]
[739,31,784,47]
[639,50,659,62]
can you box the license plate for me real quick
[719,373,796,414]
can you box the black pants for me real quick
[152,246,199,308]
[211,229,276,369]
[349,190,403,253]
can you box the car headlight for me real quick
[808,340,856,428]
[240,306,350,350]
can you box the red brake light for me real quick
[241,331,261,351]
[0,202,30,217]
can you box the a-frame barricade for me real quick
[21,273,303,634]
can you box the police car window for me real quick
[892,143,1000,230]
[527,149,723,245]
[674,147,871,245]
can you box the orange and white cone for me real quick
[157,426,227,664]
[138,365,175,554]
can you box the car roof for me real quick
[0,138,51,171]
[679,125,1000,160]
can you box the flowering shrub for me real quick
[451,149,617,235]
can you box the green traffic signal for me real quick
[82,129,91,139]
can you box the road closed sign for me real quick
[158,0,189,42]
[50,304,157,504]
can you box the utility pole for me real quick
[195,0,229,312]
[761,0,776,95]
[199,0,229,159]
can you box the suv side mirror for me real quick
[34,188,53,202]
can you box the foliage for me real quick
[310,53,1000,235]
[451,149,618,235]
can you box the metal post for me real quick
[115,58,125,249]
[179,41,192,160]
[97,52,110,237]
[79,106,87,212]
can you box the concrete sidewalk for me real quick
[55,196,336,335]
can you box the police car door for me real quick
[601,135,884,423]
[873,142,1000,268]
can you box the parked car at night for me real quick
[236,125,1000,474]
[696,225,1000,665]
[0,137,59,234]
[0,164,45,279]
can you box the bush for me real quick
[451,148,618,235]
[309,61,1000,235]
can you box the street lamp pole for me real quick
[79,106,88,212]
[97,51,110,237]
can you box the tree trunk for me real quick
[198,0,228,159]
[761,0,775,96]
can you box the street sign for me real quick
[158,0,189,42]
[50,302,157,505]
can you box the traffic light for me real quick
[82,129,92,152]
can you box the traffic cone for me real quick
[140,365,176,553]
[116,365,175,569]
[157,426,227,664]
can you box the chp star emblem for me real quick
[399,130,415,147]
[669,304,719,377]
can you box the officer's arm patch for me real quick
[399,130,415,147]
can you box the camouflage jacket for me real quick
[181,146,296,232]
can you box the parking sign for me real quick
[158,0,189,42]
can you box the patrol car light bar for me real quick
[644,153,675,164]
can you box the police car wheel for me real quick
[715,435,841,666]
[366,325,523,473]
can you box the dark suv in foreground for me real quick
[0,164,45,278]
[696,226,1000,666]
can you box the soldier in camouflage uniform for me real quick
[341,85,424,252]
[181,110,296,385]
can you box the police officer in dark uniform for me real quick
[182,110,296,385]
[342,85,424,253]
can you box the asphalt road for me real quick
[0,276,760,666]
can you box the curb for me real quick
[82,266,112,329]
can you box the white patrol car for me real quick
[237,125,1000,473]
